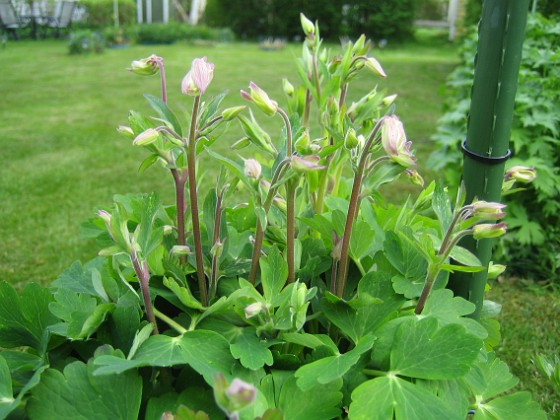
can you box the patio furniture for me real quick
[45,0,74,37]
[0,0,28,39]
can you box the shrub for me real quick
[429,13,560,282]
[81,0,136,28]
[68,30,105,54]
[131,22,234,44]
[0,16,546,420]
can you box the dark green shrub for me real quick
[68,30,104,54]
[464,0,560,26]
[81,0,136,28]
[429,13,560,282]
[131,23,234,44]
[416,0,448,20]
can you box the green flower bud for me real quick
[344,128,359,149]
[117,125,134,138]
[295,130,311,154]
[170,245,191,256]
[300,13,315,37]
[132,128,160,146]
[487,262,506,280]
[364,56,387,78]
[221,106,246,121]
[472,201,506,221]
[405,169,424,187]
[230,137,251,150]
[352,34,366,55]
[241,82,278,116]
[504,165,536,183]
[473,223,507,240]
[382,94,398,107]
[128,55,162,76]
[291,155,325,173]
[282,78,295,97]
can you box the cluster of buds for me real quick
[458,200,509,240]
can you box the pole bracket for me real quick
[461,139,511,164]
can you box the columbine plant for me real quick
[0,14,546,420]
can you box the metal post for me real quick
[447,0,530,320]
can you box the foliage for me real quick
[68,30,105,54]
[415,0,448,20]
[0,18,545,418]
[131,23,234,44]
[81,0,137,28]
[429,13,560,282]
[464,0,560,27]
[203,0,415,41]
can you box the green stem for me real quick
[303,89,312,128]
[153,307,187,334]
[187,96,207,305]
[157,61,167,104]
[312,53,321,106]
[363,369,388,377]
[335,118,386,297]
[171,169,187,248]
[415,264,439,315]
[209,188,225,301]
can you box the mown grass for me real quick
[1,30,557,415]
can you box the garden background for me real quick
[1,0,558,415]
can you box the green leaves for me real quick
[390,317,481,380]
[0,282,57,353]
[349,375,461,420]
[230,327,273,370]
[144,93,183,136]
[260,246,288,304]
[295,335,376,391]
[27,357,142,420]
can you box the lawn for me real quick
[0,31,558,414]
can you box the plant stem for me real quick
[248,160,290,284]
[157,61,167,104]
[363,369,388,377]
[415,265,439,315]
[187,96,208,305]
[209,188,225,301]
[335,118,386,297]
[312,53,321,106]
[153,307,187,334]
[303,89,311,128]
[278,108,295,283]
[131,250,159,334]
[171,169,187,248]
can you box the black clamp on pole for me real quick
[461,139,512,164]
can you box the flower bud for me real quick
[116,125,134,138]
[221,106,246,122]
[133,128,160,146]
[472,201,506,221]
[241,82,278,116]
[181,56,214,96]
[211,241,224,259]
[295,130,311,154]
[230,137,251,150]
[291,155,325,173]
[170,245,191,256]
[128,55,162,76]
[244,158,262,181]
[97,209,112,224]
[364,56,387,78]
[504,165,536,183]
[382,94,398,107]
[381,116,416,168]
[244,302,264,319]
[282,78,295,97]
[214,374,256,417]
[344,128,359,149]
[163,225,174,235]
[405,169,424,187]
[327,96,339,117]
[352,34,366,55]
[487,262,506,280]
[300,13,315,37]
[473,223,507,240]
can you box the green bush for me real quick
[416,0,448,20]
[131,23,234,44]
[429,13,560,282]
[68,30,104,54]
[81,0,136,28]
[464,0,560,26]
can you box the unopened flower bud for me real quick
[171,245,191,256]
[352,35,366,55]
[273,196,287,212]
[221,106,246,121]
[282,78,295,97]
[487,262,506,280]
[381,116,416,168]
[382,94,398,107]
[241,82,278,116]
[473,223,507,240]
[128,54,162,76]
[344,128,359,149]
[472,201,507,221]
[214,374,256,418]
[181,56,214,96]
[163,225,174,235]
[133,128,160,146]
[504,166,536,183]
[291,155,325,173]
[364,56,387,78]
[405,169,424,187]
[97,209,112,224]
[300,13,315,37]
[244,302,264,319]
[117,125,134,138]
[244,158,262,181]
[230,137,251,150]
[327,97,339,117]
[211,241,224,259]
[295,130,311,154]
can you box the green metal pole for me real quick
[447,0,530,320]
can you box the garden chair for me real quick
[45,0,74,37]
[0,0,28,40]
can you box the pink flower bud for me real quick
[244,302,264,319]
[244,158,262,180]
[133,128,160,146]
[226,379,256,409]
[181,56,214,96]
[473,222,507,240]
[471,201,507,220]
[290,155,325,173]
[381,116,416,168]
